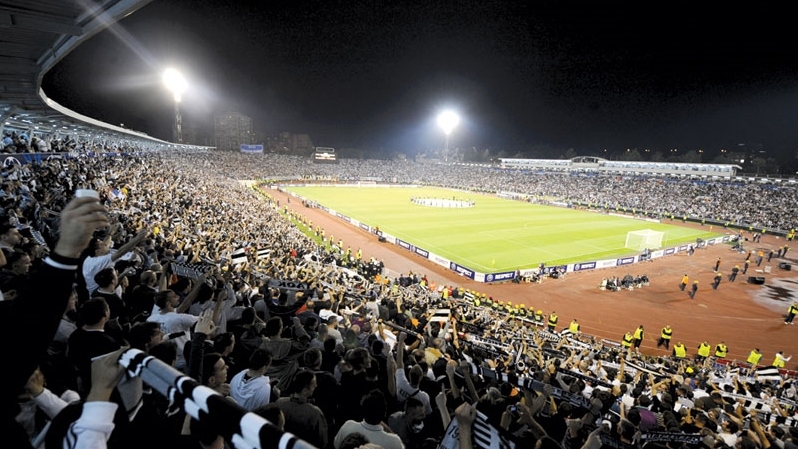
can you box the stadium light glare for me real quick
[437,110,460,158]
[162,68,187,143]
[437,110,459,136]
[162,68,187,102]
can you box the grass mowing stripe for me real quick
[285,186,717,272]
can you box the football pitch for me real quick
[285,186,718,273]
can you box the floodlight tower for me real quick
[163,68,187,143]
[437,110,460,160]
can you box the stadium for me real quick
[2,2,798,449]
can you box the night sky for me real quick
[41,1,798,165]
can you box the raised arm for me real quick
[395,332,406,370]
[110,228,149,262]
[177,271,209,314]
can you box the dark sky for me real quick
[41,1,798,163]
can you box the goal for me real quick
[625,229,664,250]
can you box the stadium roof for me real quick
[0,0,184,145]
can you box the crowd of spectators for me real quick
[195,151,796,232]
[1,147,797,449]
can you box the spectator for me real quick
[334,389,404,449]
[229,348,275,410]
[276,368,328,449]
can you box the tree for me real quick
[680,152,702,163]
[618,149,642,161]
[650,151,665,162]
[563,148,578,160]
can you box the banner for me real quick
[450,262,475,279]
[118,349,314,449]
[640,432,702,445]
[485,271,515,282]
[572,262,597,272]
[268,279,309,293]
[557,368,614,389]
[172,262,215,278]
[240,144,264,153]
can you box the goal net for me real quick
[625,229,664,250]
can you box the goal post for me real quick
[625,229,664,250]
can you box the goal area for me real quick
[625,229,664,250]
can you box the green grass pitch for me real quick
[285,186,718,273]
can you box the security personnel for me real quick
[696,341,711,362]
[730,265,740,282]
[622,332,634,349]
[547,311,558,332]
[715,341,728,359]
[689,280,699,299]
[712,272,722,290]
[673,342,687,359]
[747,348,763,367]
[657,325,673,349]
[535,309,544,324]
[772,351,791,368]
[568,319,580,334]
[786,301,798,325]
[680,274,689,291]
[633,325,645,352]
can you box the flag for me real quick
[231,248,248,265]
[430,308,451,325]
[257,248,270,259]
[754,366,782,382]
[438,408,515,449]
[110,188,126,200]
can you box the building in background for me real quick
[272,131,314,155]
[213,111,254,150]
[181,120,213,147]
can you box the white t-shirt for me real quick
[395,368,432,415]
[82,253,115,294]
[83,250,136,294]
[334,420,404,449]
[147,311,198,370]
[229,370,271,411]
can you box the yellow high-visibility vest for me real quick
[747,351,762,366]
[622,333,633,347]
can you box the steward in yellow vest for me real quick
[772,352,791,368]
[747,349,762,366]
[715,342,728,358]
[696,341,711,362]
[673,342,687,359]
[547,312,558,331]
[622,332,634,348]
[568,319,580,334]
